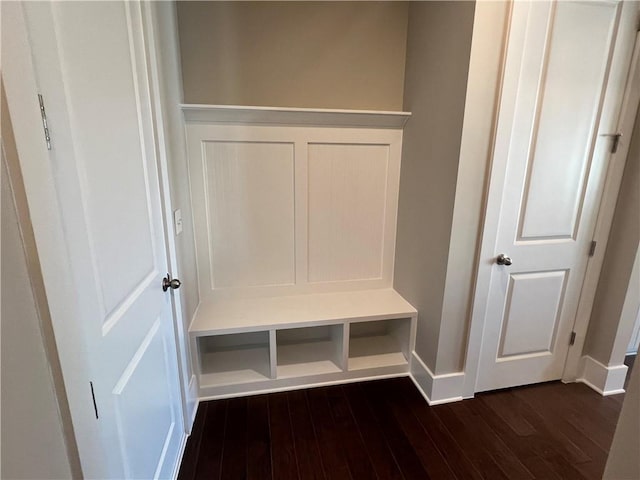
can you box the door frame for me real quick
[462,2,640,398]
[2,2,189,476]
[564,31,640,382]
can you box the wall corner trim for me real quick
[577,355,628,396]
[170,431,189,480]
[409,352,465,405]
[187,375,199,431]
[180,104,411,129]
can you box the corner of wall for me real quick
[577,355,627,396]
[409,351,465,405]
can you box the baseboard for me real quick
[170,431,188,480]
[187,374,199,432]
[577,355,627,396]
[409,352,464,405]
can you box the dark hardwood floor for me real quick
[178,374,628,480]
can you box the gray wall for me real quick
[584,107,640,365]
[177,1,408,110]
[393,1,475,371]
[1,87,80,479]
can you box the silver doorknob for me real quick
[496,254,512,266]
[162,273,181,292]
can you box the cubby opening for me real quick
[197,331,271,387]
[276,325,344,378]
[348,318,411,371]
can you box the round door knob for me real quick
[162,273,182,292]
[496,254,512,266]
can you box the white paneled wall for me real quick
[185,107,407,299]
[307,143,389,283]
[204,141,296,288]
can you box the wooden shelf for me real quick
[190,288,417,336]
[348,336,408,371]
[199,347,271,388]
[277,341,343,379]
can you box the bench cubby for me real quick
[189,289,417,399]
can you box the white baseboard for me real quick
[170,431,188,480]
[409,352,464,405]
[187,374,199,433]
[577,355,627,396]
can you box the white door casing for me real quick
[474,1,638,392]
[4,2,185,478]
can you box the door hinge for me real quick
[90,381,99,419]
[589,240,597,257]
[569,331,577,346]
[37,94,52,150]
[601,133,622,154]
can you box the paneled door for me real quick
[15,2,184,477]
[476,1,637,392]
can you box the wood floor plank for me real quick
[506,390,591,466]
[220,397,247,480]
[361,379,430,479]
[475,388,537,436]
[268,392,299,480]
[178,403,208,480]
[325,386,377,480]
[379,379,459,479]
[179,377,624,480]
[247,395,272,480]
[287,390,325,480]
[432,404,510,479]
[342,382,405,480]
[394,379,485,480]
[476,393,583,480]
[193,400,228,480]
[455,400,535,479]
[307,387,352,480]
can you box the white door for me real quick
[9,2,184,477]
[476,1,637,392]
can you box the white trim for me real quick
[198,372,410,402]
[410,352,464,405]
[186,375,199,433]
[169,432,189,480]
[461,0,513,399]
[563,27,640,382]
[577,355,627,396]
[142,1,193,433]
[181,104,411,129]
[441,0,511,381]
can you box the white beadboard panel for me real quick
[203,141,295,288]
[498,270,567,358]
[307,143,389,282]
[186,121,403,297]
[518,1,618,241]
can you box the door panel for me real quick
[519,2,618,240]
[22,1,184,477]
[476,0,630,392]
[112,320,174,480]
[498,270,567,358]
